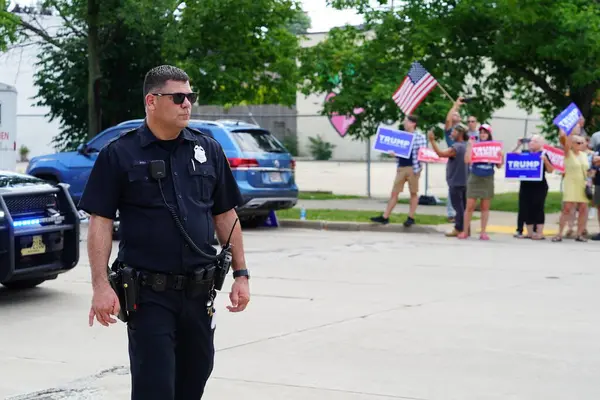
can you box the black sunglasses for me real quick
[152,92,198,105]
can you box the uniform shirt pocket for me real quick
[126,163,159,204]
[189,163,217,201]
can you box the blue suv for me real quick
[26,119,298,227]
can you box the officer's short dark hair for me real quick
[407,115,418,125]
[143,65,190,96]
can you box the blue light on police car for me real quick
[13,218,41,227]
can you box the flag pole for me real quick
[437,82,455,103]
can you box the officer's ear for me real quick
[145,93,158,111]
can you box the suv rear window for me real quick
[229,130,287,153]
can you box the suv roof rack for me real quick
[214,119,259,127]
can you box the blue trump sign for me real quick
[505,152,543,181]
[373,127,415,159]
[553,103,582,135]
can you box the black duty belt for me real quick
[138,271,213,293]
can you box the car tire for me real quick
[34,174,59,185]
[1,278,47,290]
[240,215,269,229]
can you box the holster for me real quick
[186,266,215,299]
[107,260,140,323]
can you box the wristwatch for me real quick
[232,269,250,279]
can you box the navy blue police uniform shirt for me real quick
[78,121,244,274]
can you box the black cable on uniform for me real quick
[157,178,220,261]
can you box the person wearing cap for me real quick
[460,123,503,240]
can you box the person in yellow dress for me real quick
[553,128,590,242]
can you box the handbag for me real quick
[586,184,593,200]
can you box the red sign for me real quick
[0,131,9,140]
[471,141,503,163]
[417,147,447,163]
[543,144,565,173]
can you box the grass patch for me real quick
[276,208,452,225]
[299,191,364,200]
[397,191,563,213]
[489,191,562,214]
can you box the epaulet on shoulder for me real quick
[105,127,137,147]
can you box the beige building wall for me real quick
[296,31,546,161]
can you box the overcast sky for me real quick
[300,0,365,32]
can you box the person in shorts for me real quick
[370,115,427,227]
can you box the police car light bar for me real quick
[12,214,66,227]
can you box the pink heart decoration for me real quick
[325,92,364,138]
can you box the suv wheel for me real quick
[240,215,268,229]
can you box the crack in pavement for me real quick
[210,376,431,399]
[7,366,129,400]
[7,251,584,399]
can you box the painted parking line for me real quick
[477,225,559,236]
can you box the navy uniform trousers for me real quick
[127,283,215,400]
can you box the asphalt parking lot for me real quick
[1,227,599,400]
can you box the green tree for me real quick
[1,0,305,150]
[32,0,179,150]
[286,8,311,35]
[298,13,502,140]
[320,0,600,141]
[176,0,303,107]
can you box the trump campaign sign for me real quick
[553,103,582,135]
[373,127,415,159]
[417,147,447,163]
[505,152,543,181]
[471,141,503,163]
[542,144,565,173]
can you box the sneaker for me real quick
[370,215,389,225]
[445,229,459,237]
[479,233,490,240]
[403,216,415,227]
[457,232,469,239]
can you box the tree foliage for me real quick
[1,0,305,151]
[176,0,303,108]
[32,0,178,150]
[301,0,600,141]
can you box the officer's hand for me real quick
[227,277,250,313]
[89,283,120,327]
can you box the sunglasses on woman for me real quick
[152,92,198,105]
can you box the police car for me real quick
[0,171,80,290]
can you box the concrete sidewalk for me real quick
[293,198,597,237]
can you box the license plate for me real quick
[266,172,283,183]
[21,235,47,256]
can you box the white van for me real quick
[0,82,17,172]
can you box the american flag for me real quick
[392,62,438,115]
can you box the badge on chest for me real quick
[194,145,207,164]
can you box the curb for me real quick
[278,219,445,234]
[277,219,561,237]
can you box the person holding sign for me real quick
[552,130,590,242]
[460,124,503,240]
[511,135,554,240]
[370,115,427,227]
[429,124,469,237]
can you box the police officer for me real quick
[79,65,250,400]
